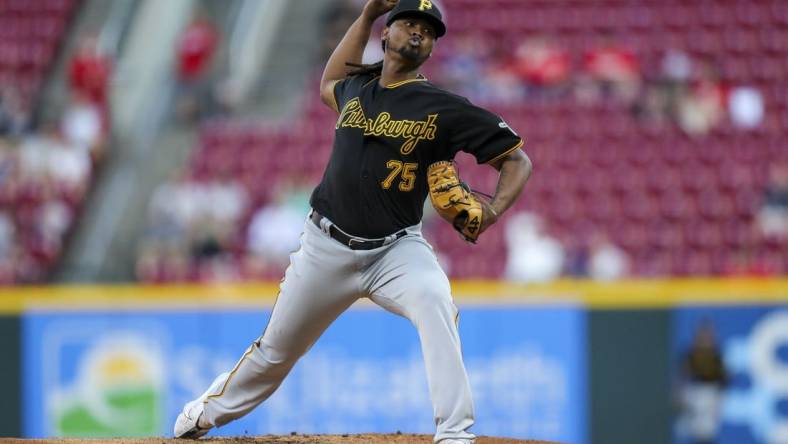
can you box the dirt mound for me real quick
[5,434,559,444]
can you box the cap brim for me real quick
[387,11,446,38]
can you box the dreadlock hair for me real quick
[345,61,384,77]
[344,37,387,77]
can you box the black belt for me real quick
[310,211,406,250]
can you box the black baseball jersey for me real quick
[309,73,524,238]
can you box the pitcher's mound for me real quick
[212,435,556,443]
[4,434,559,443]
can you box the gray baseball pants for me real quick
[198,212,476,443]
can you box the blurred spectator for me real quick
[633,48,692,128]
[756,162,788,240]
[34,188,73,260]
[0,211,15,260]
[512,36,571,96]
[192,173,248,283]
[198,173,248,251]
[563,235,590,278]
[137,173,191,283]
[18,123,64,180]
[661,49,692,84]
[246,177,311,274]
[147,172,192,246]
[0,210,15,283]
[207,172,249,228]
[0,138,19,204]
[728,86,764,129]
[477,64,525,105]
[564,231,630,280]
[576,36,641,104]
[504,212,565,283]
[138,171,249,282]
[676,321,728,444]
[438,33,492,100]
[18,122,90,198]
[435,34,526,104]
[68,34,112,110]
[175,11,220,122]
[61,92,107,160]
[588,232,630,281]
[46,130,91,199]
[177,13,219,84]
[0,87,31,137]
[677,60,728,136]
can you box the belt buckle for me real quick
[348,238,365,249]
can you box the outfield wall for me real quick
[0,279,786,444]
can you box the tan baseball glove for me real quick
[427,161,487,243]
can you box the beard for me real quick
[391,38,429,65]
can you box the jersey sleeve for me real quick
[447,98,525,164]
[333,73,377,112]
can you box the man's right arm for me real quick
[319,0,398,112]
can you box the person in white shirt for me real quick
[504,212,564,283]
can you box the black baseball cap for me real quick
[386,0,446,38]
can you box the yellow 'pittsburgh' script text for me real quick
[336,98,438,155]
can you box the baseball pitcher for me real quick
[174,1,532,443]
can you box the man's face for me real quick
[383,16,437,66]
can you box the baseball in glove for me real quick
[427,161,490,243]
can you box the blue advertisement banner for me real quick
[23,305,586,443]
[673,306,788,444]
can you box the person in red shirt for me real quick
[174,12,220,122]
[577,36,641,104]
[67,35,111,157]
[513,36,571,95]
[177,16,219,83]
[68,34,112,108]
